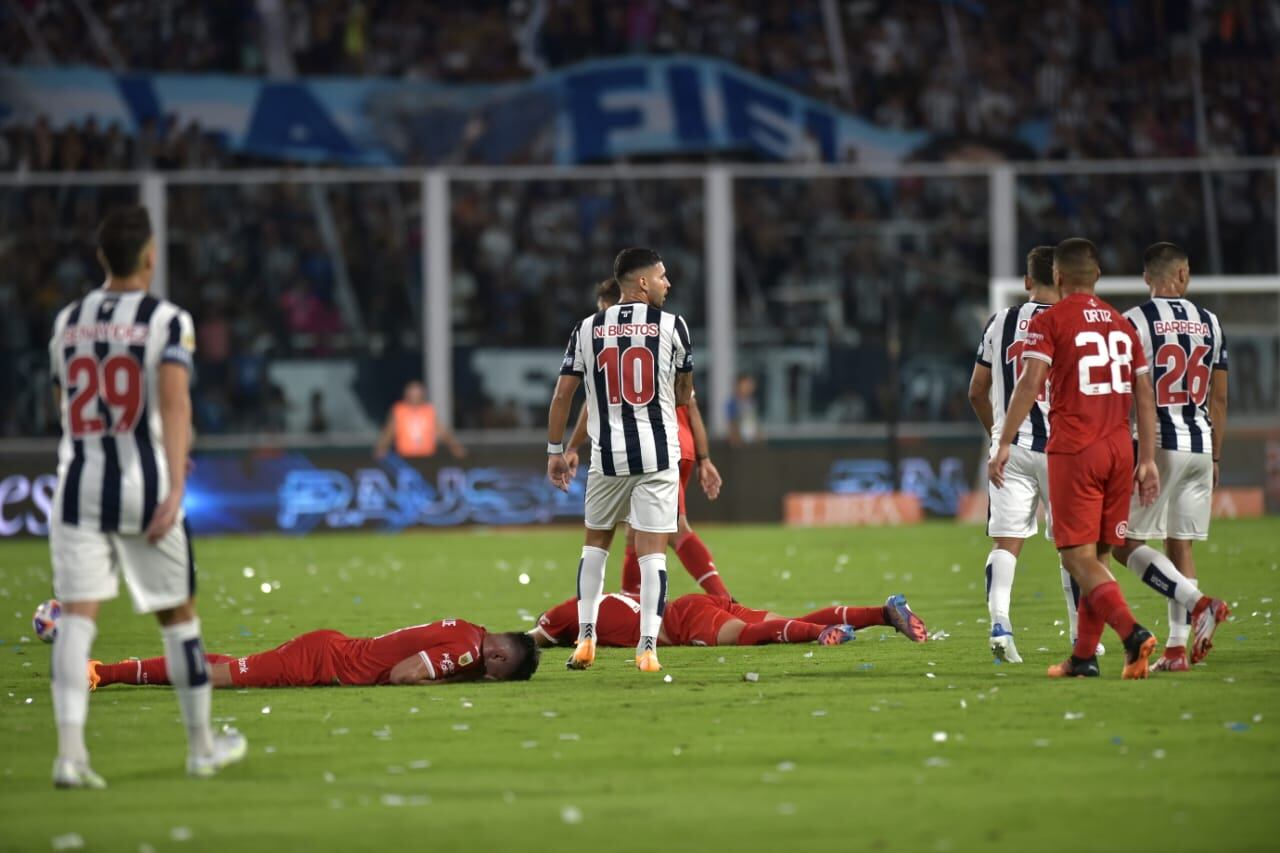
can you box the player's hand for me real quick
[145,493,182,545]
[563,448,580,480]
[547,453,571,492]
[987,444,1011,489]
[698,458,722,501]
[1135,459,1160,507]
[1212,461,1219,490]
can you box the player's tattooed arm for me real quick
[967,364,995,437]
[1132,372,1161,506]
[563,404,590,478]
[546,374,581,491]
[1209,370,1228,488]
[988,358,1046,489]
[688,397,721,500]
[674,371,694,407]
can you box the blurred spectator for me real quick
[726,374,761,446]
[374,380,466,459]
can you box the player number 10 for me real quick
[1074,330,1133,396]
[596,345,656,406]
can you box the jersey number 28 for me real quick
[67,354,144,437]
[1075,330,1133,396]
[596,345,656,406]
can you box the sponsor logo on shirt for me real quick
[439,653,455,675]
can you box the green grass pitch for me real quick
[2,519,1278,852]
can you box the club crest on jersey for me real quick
[458,651,474,667]
[1115,520,1128,538]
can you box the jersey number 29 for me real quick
[1075,330,1133,396]
[596,345,656,406]
[67,354,144,437]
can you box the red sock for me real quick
[621,546,641,595]
[737,619,824,645]
[800,605,886,629]
[1072,595,1105,659]
[99,653,235,686]
[675,534,730,599]
[1086,581,1137,641]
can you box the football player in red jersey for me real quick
[529,591,927,649]
[88,621,540,689]
[990,238,1161,679]
[564,279,729,600]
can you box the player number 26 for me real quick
[1074,330,1133,396]
[596,345,656,406]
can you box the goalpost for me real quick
[987,275,1280,318]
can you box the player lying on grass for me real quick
[528,591,927,648]
[88,620,540,689]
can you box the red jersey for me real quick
[1023,292,1149,454]
[535,594,641,648]
[676,404,695,462]
[334,620,486,685]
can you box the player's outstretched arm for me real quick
[546,374,581,491]
[1133,372,1161,506]
[147,362,192,544]
[988,358,1046,489]
[967,364,995,437]
[1209,370,1229,489]
[387,654,464,686]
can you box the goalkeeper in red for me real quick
[89,620,540,689]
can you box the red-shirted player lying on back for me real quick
[88,620,540,689]
[529,592,927,649]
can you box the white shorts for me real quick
[50,520,195,613]
[584,467,679,534]
[988,445,1053,540]
[1127,449,1213,541]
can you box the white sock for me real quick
[638,552,668,649]
[1168,577,1197,648]
[51,613,96,764]
[985,549,1016,634]
[161,619,215,758]
[1125,545,1204,610]
[1061,564,1081,641]
[575,546,608,642]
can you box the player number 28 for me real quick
[596,345,656,406]
[1154,343,1211,407]
[1074,330,1133,396]
[67,354,144,437]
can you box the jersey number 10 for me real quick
[596,345,656,406]
[1075,330,1133,396]
[67,354,144,437]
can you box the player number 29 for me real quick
[596,345,656,406]
[66,353,144,437]
[1074,330,1133,396]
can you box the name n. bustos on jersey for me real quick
[560,301,693,478]
[976,301,1053,452]
[49,287,196,534]
[1124,297,1227,454]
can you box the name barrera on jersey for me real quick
[976,301,1053,452]
[49,287,196,534]
[560,301,693,478]
[1124,297,1227,454]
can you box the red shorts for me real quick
[663,595,762,646]
[1048,429,1133,549]
[677,457,694,516]
[229,629,343,687]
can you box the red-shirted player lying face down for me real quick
[529,592,927,648]
[88,620,540,690]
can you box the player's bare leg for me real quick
[155,601,246,776]
[1051,543,1154,679]
[633,529,668,672]
[569,528,614,670]
[986,536,1024,663]
[51,599,106,789]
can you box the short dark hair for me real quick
[1026,246,1055,287]
[500,631,541,681]
[1143,242,1188,275]
[613,248,662,282]
[1053,238,1100,278]
[596,278,620,306]
[96,206,153,277]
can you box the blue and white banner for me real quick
[0,57,929,166]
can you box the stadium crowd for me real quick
[2,0,1277,435]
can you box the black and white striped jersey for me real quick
[1123,297,1227,454]
[48,287,196,534]
[560,301,693,477]
[975,301,1053,452]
